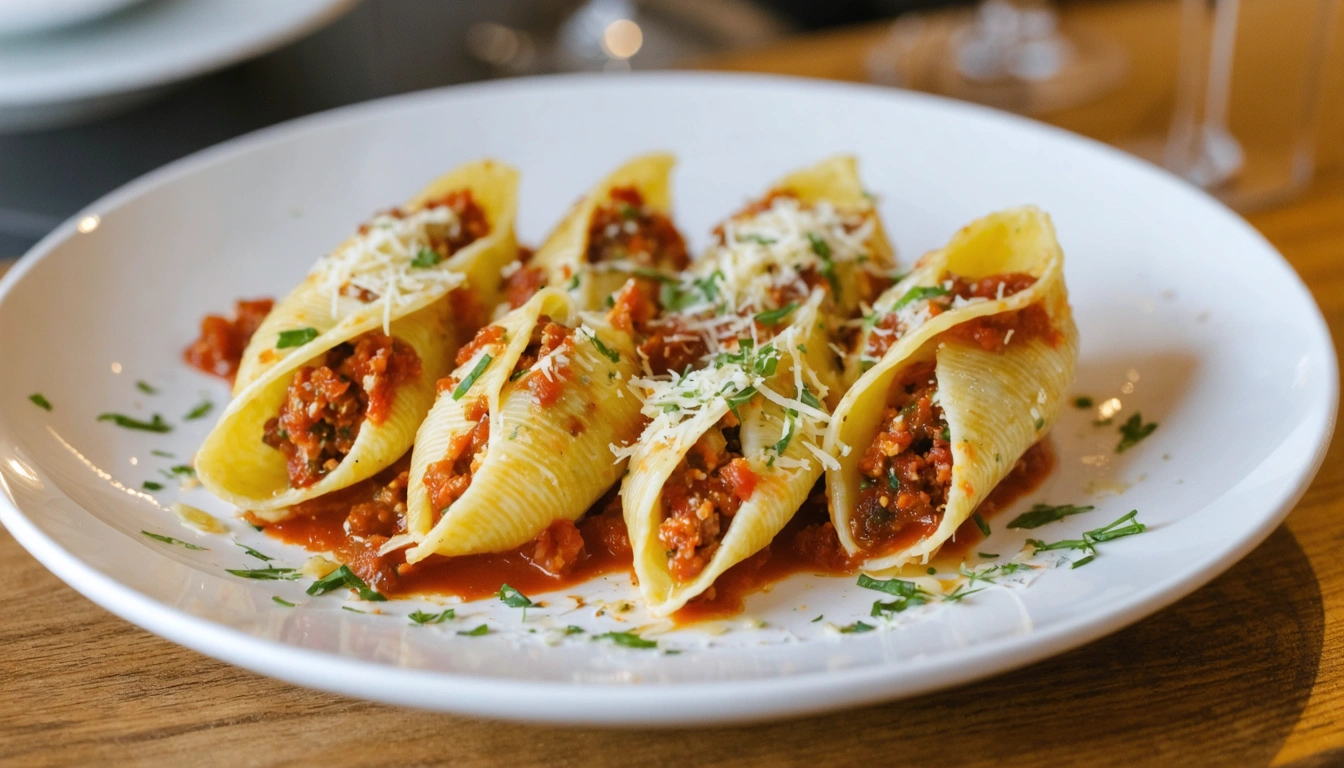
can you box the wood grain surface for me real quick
[3,2,1343,765]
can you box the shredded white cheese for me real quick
[311,205,469,333]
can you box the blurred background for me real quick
[0,0,1340,258]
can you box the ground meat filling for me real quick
[659,418,759,582]
[852,361,954,554]
[184,298,274,380]
[863,272,1046,361]
[527,519,586,577]
[358,189,490,258]
[422,397,490,522]
[261,333,421,489]
[586,186,689,270]
[502,245,546,309]
[512,319,576,408]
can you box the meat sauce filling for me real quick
[658,416,760,582]
[852,361,951,554]
[358,190,489,259]
[184,298,274,381]
[422,319,577,523]
[261,333,421,489]
[501,186,688,310]
[864,272,1054,361]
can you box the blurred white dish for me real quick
[0,0,354,131]
[0,73,1334,725]
[0,0,145,37]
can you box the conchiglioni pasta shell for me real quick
[198,300,455,518]
[623,302,834,616]
[764,155,896,315]
[404,287,645,561]
[234,159,519,393]
[826,206,1079,571]
[197,160,519,515]
[530,152,675,310]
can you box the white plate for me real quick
[0,0,353,131]
[0,73,1334,726]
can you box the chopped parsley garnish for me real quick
[565,625,585,635]
[807,232,840,296]
[409,608,455,625]
[236,542,274,562]
[168,464,196,478]
[585,331,621,363]
[799,387,823,410]
[857,574,922,598]
[754,302,798,326]
[838,621,876,634]
[410,247,441,268]
[306,565,386,601]
[276,327,319,348]
[942,584,984,603]
[135,380,158,395]
[1116,413,1158,453]
[1027,510,1146,563]
[773,410,798,456]
[940,426,951,441]
[141,530,206,550]
[978,552,998,559]
[98,413,172,433]
[811,615,824,623]
[971,512,991,537]
[871,594,927,617]
[1006,503,1095,530]
[566,274,580,291]
[1071,555,1096,569]
[660,271,723,311]
[458,624,490,636]
[29,393,52,411]
[151,449,174,458]
[226,566,299,580]
[142,481,164,491]
[1073,396,1094,409]
[890,285,950,312]
[452,354,492,401]
[272,596,296,607]
[498,584,532,608]
[724,385,757,415]
[509,368,528,382]
[594,630,657,649]
[630,267,678,283]
[341,606,366,614]
[184,400,214,420]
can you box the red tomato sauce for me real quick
[183,298,274,381]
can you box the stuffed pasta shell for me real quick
[196,160,520,517]
[502,152,688,311]
[404,287,644,563]
[825,207,1079,572]
[619,155,896,615]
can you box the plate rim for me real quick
[0,0,356,105]
[0,71,1336,726]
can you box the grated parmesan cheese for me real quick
[311,205,469,333]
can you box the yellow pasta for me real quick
[404,287,645,562]
[196,160,520,516]
[620,156,896,616]
[825,207,1079,572]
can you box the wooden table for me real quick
[4,3,1343,765]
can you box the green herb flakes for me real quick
[141,530,206,550]
[98,413,172,433]
[1006,503,1095,530]
[594,630,657,649]
[276,327,319,348]
[29,393,52,411]
[1116,413,1158,453]
[306,565,386,601]
[453,354,492,400]
[409,608,455,625]
[410,247,442,268]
